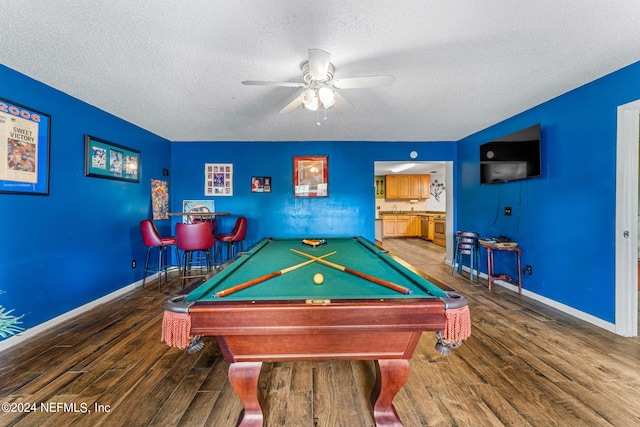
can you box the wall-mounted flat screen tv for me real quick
[480,124,541,184]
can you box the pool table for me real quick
[163,237,470,427]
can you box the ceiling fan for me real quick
[242,49,395,122]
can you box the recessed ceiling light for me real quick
[390,163,416,173]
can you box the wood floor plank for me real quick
[266,364,293,425]
[330,361,373,427]
[204,381,244,427]
[282,389,313,427]
[312,362,342,427]
[557,380,640,426]
[176,390,219,427]
[284,361,314,427]
[467,383,533,427]
[148,367,211,427]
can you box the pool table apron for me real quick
[187,298,447,362]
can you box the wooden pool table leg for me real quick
[228,361,264,427]
[371,359,410,427]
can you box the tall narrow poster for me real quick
[151,179,169,220]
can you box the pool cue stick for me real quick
[214,251,337,298]
[290,248,413,295]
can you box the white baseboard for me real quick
[446,261,616,333]
[0,269,177,354]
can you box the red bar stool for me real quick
[216,217,247,263]
[192,217,217,261]
[176,221,215,288]
[140,220,180,292]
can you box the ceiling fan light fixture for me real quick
[301,89,319,111]
[318,87,335,108]
[243,49,393,119]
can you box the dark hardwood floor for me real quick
[0,238,639,426]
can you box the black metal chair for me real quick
[452,231,480,280]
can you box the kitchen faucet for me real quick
[392,204,397,213]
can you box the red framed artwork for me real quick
[293,155,328,198]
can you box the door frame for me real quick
[615,99,639,337]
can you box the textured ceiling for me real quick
[1,1,640,142]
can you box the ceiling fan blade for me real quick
[332,92,354,112]
[308,49,331,81]
[279,93,304,113]
[332,75,395,89]
[242,80,305,88]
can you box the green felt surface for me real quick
[185,237,448,302]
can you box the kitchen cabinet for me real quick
[382,215,398,237]
[382,214,421,237]
[410,215,421,236]
[385,175,411,199]
[385,174,431,200]
[428,216,435,240]
[411,174,431,199]
[396,216,411,236]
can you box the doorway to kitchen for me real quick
[373,161,454,262]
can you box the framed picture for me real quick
[84,135,140,183]
[293,155,328,198]
[0,97,51,195]
[182,199,215,223]
[151,179,169,220]
[251,176,271,193]
[205,163,233,196]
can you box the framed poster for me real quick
[84,135,140,183]
[182,199,216,223]
[0,97,51,195]
[293,155,328,198]
[251,176,271,193]
[205,163,233,196]
[151,179,169,220]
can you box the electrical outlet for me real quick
[504,206,512,216]
[525,265,532,275]
[131,260,137,269]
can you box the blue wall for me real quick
[171,141,456,246]
[3,58,640,337]
[457,61,640,323]
[0,65,172,332]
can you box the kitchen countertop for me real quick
[378,211,446,219]
[376,211,447,221]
